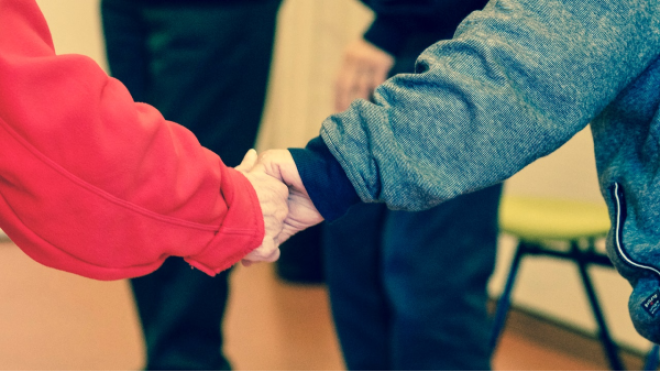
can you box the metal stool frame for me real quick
[489,237,624,370]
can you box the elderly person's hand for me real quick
[334,38,394,112]
[254,149,324,243]
[235,149,289,266]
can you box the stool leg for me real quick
[575,248,624,371]
[490,242,526,352]
[643,344,659,371]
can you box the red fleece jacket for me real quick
[0,0,265,280]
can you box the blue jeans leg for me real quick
[383,185,501,370]
[324,203,392,370]
[324,184,501,370]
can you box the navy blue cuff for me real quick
[289,137,361,221]
[363,15,411,56]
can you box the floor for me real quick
[0,239,606,370]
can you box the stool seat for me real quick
[499,196,610,242]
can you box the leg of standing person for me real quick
[325,187,501,370]
[276,224,325,284]
[101,0,280,369]
[383,185,501,370]
[323,203,392,370]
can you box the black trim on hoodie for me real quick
[289,137,361,222]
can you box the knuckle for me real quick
[262,150,274,160]
[275,208,288,221]
[259,151,274,165]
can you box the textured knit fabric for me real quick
[0,0,265,280]
[297,0,660,342]
[360,0,489,56]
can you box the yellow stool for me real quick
[489,195,626,369]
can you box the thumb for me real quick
[235,149,258,172]
[277,224,303,246]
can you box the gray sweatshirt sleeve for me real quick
[319,0,660,211]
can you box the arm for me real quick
[324,0,660,211]
[257,0,659,229]
[0,0,274,279]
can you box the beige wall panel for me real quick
[36,0,107,71]
[257,0,372,150]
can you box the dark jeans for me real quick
[323,30,502,370]
[324,186,501,370]
[101,0,280,369]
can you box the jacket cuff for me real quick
[185,167,264,275]
[363,15,411,56]
[289,137,360,221]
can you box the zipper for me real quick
[611,182,660,278]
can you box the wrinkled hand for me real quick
[235,149,289,266]
[334,38,394,112]
[256,149,324,243]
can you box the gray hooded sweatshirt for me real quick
[314,0,660,341]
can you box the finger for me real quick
[255,152,285,183]
[353,68,373,103]
[260,244,281,262]
[256,150,296,185]
[240,239,280,266]
[370,66,390,101]
[235,149,258,172]
[276,222,305,245]
[241,259,254,267]
[247,161,267,175]
[335,60,359,112]
[244,239,276,260]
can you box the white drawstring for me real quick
[613,182,660,278]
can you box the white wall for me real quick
[34,0,653,354]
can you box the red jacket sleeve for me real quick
[0,0,265,280]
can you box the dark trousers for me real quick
[101,0,280,369]
[323,31,503,370]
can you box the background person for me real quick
[323,0,500,369]
[101,0,281,369]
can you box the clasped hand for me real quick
[235,149,324,266]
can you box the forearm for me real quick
[323,0,660,211]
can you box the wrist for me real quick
[288,138,360,221]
